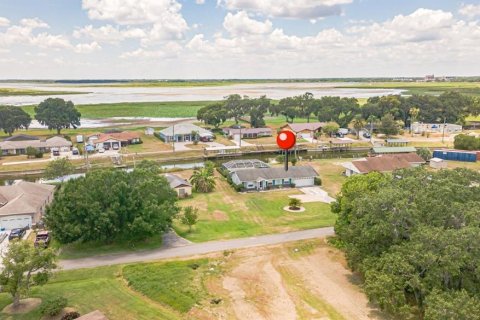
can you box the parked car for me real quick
[98,148,105,153]
[363,131,371,138]
[72,148,79,155]
[112,144,120,150]
[34,231,51,248]
[52,148,60,156]
[8,227,27,241]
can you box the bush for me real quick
[40,296,68,316]
[35,150,44,158]
[314,177,322,186]
[61,311,81,320]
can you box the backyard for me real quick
[173,168,337,242]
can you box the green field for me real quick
[0,88,84,96]
[21,101,213,119]
[336,81,480,96]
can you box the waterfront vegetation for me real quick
[0,88,84,96]
[337,81,480,96]
[21,101,213,119]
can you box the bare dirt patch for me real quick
[215,241,386,320]
[2,298,42,314]
[212,210,229,221]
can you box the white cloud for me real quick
[30,33,71,49]
[0,17,10,27]
[120,41,182,58]
[75,41,102,53]
[217,0,353,19]
[223,11,272,36]
[81,0,189,44]
[73,24,146,44]
[196,0,205,4]
[459,3,480,19]
[20,18,49,29]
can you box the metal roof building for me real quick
[222,159,270,173]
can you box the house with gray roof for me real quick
[231,166,318,191]
[0,135,72,156]
[0,181,55,230]
[163,173,192,198]
[158,124,214,143]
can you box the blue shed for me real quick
[433,150,477,162]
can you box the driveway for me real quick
[60,227,334,270]
[289,187,336,204]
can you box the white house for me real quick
[231,166,318,191]
[0,181,55,230]
[158,124,214,142]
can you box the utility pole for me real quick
[239,127,242,148]
[172,124,175,153]
[442,116,446,144]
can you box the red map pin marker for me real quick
[277,130,296,150]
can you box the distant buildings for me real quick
[223,127,272,139]
[0,135,72,156]
[281,122,325,138]
[87,131,142,150]
[158,124,214,142]
[411,122,462,134]
[0,181,55,230]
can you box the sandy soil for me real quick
[211,241,386,320]
[2,298,42,314]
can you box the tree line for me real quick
[197,91,480,132]
[332,168,480,319]
[0,98,81,136]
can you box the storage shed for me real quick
[432,150,477,163]
[429,158,448,169]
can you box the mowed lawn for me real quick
[0,266,182,320]
[173,169,337,242]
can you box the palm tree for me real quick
[350,115,366,139]
[190,167,216,193]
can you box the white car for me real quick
[98,148,105,153]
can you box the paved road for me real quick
[60,227,334,270]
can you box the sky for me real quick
[0,0,480,79]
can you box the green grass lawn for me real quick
[57,235,163,260]
[0,88,84,96]
[21,101,213,119]
[173,174,336,242]
[123,259,214,313]
[0,266,182,320]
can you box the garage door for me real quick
[0,215,32,230]
[293,178,314,187]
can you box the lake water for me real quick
[0,82,403,106]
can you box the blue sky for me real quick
[0,0,479,79]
